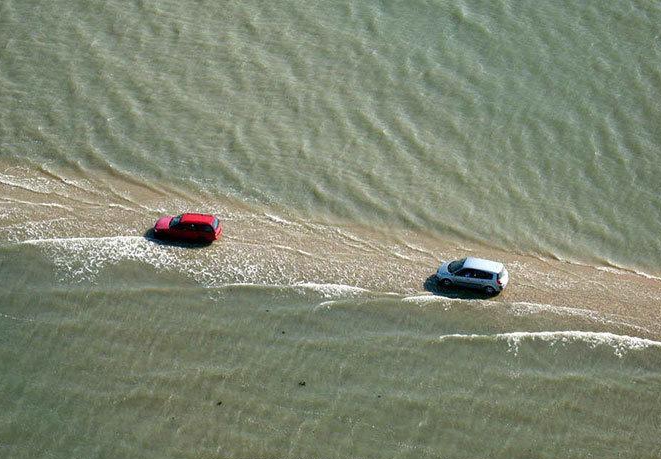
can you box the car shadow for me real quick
[143,228,213,249]
[423,274,497,300]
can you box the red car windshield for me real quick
[169,215,182,228]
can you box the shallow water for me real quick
[1,0,661,457]
[2,0,661,272]
[2,246,661,458]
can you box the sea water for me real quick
[1,0,660,457]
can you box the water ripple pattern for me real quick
[1,0,660,272]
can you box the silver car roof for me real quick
[463,257,504,273]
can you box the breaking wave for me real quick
[438,331,661,357]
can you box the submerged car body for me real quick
[436,257,508,295]
[153,213,222,243]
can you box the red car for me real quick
[152,213,223,243]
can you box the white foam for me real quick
[18,237,382,296]
[632,270,661,281]
[108,203,138,212]
[0,197,72,211]
[402,294,439,304]
[3,217,73,244]
[402,294,472,306]
[313,300,339,311]
[23,235,144,246]
[438,331,661,357]
[392,251,415,261]
[264,213,294,225]
[0,173,53,194]
[595,266,628,275]
[269,243,314,258]
[333,228,374,248]
[402,295,461,313]
[402,242,436,257]
[21,236,180,282]
[597,259,661,280]
[294,282,369,299]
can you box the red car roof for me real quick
[179,213,217,225]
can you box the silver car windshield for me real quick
[448,258,466,273]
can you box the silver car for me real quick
[436,257,509,295]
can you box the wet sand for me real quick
[2,164,660,338]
